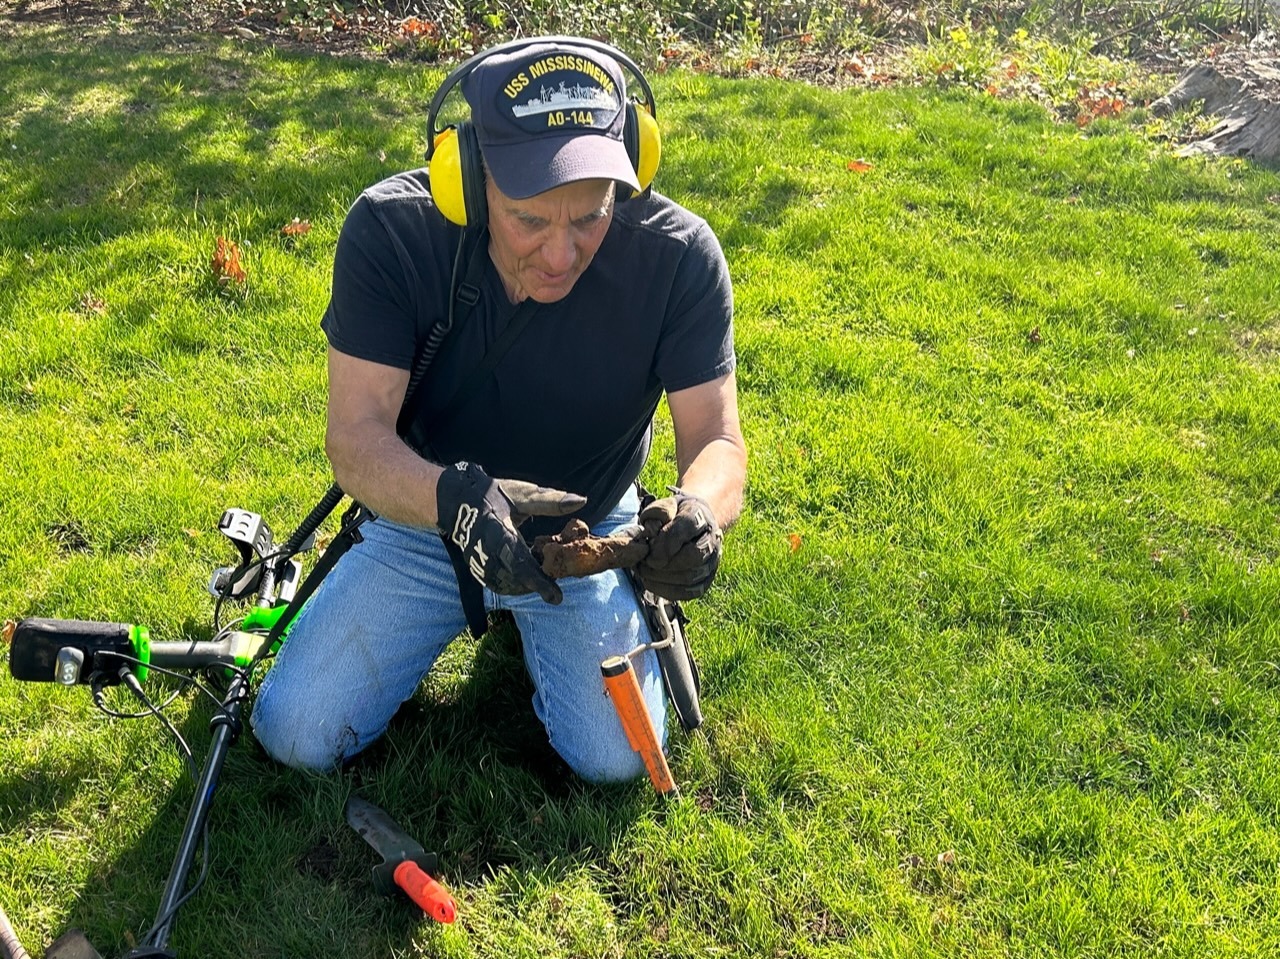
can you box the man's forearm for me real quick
[676,436,747,531]
[326,421,445,528]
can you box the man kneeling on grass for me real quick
[250,36,747,783]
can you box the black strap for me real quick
[401,234,540,456]
[452,224,486,311]
[273,229,526,647]
[265,503,371,650]
[428,292,541,638]
[396,226,487,440]
[442,536,488,637]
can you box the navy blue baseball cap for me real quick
[461,41,642,199]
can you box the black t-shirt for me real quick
[321,170,735,537]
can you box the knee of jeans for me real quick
[552,727,659,785]
[251,690,354,773]
[570,746,650,785]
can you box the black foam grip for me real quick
[8,618,133,683]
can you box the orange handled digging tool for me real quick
[344,796,457,923]
[601,582,707,797]
[602,653,677,795]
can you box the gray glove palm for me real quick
[636,491,722,600]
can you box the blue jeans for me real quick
[250,487,666,783]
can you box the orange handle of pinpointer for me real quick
[393,859,457,924]
[602,655,676,794]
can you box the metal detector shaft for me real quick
[145,674,248,951]
[0,901,31,959]
[150,494,316,950]
[148,635,268,672]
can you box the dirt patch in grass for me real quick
[1233,319,1280,365]
[296,839,341,882]
[46,521,90,554]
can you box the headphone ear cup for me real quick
[429,121,487,226]
[428,126,468,226]
[623,103,661,198]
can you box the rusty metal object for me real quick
[533,520,649,579]
[532,499,679,580]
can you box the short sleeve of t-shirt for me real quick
[651,219,736,394]
[320,173,456,371]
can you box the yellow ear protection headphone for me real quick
[425,35,662,227]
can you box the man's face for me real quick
[485,177,616,304]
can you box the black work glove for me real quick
[436,462,587,604]
[636,490,722,601]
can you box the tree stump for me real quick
[1150,47,1280,164]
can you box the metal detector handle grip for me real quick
[601,655,676,794]
[7,618,140,684]
[392,860,456,924]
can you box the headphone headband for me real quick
[425,35,656,158]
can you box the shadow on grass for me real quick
[0,26,416,247]
[37,615,647,958]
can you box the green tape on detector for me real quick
[129,624,151,683]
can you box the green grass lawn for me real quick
[3,21,1280,959]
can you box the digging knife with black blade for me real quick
[344,796,457,923]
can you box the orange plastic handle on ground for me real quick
[393,860,457,923]
[602,654,676,794]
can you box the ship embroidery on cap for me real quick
[512,82,617,117]
[501,54,620,130]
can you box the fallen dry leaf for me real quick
[788,533,802,553]
[1076,84,1125,126]
[398,17,438,38]
[847,159,875,173]
[212,236,246,285]
[281,218,312,236]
